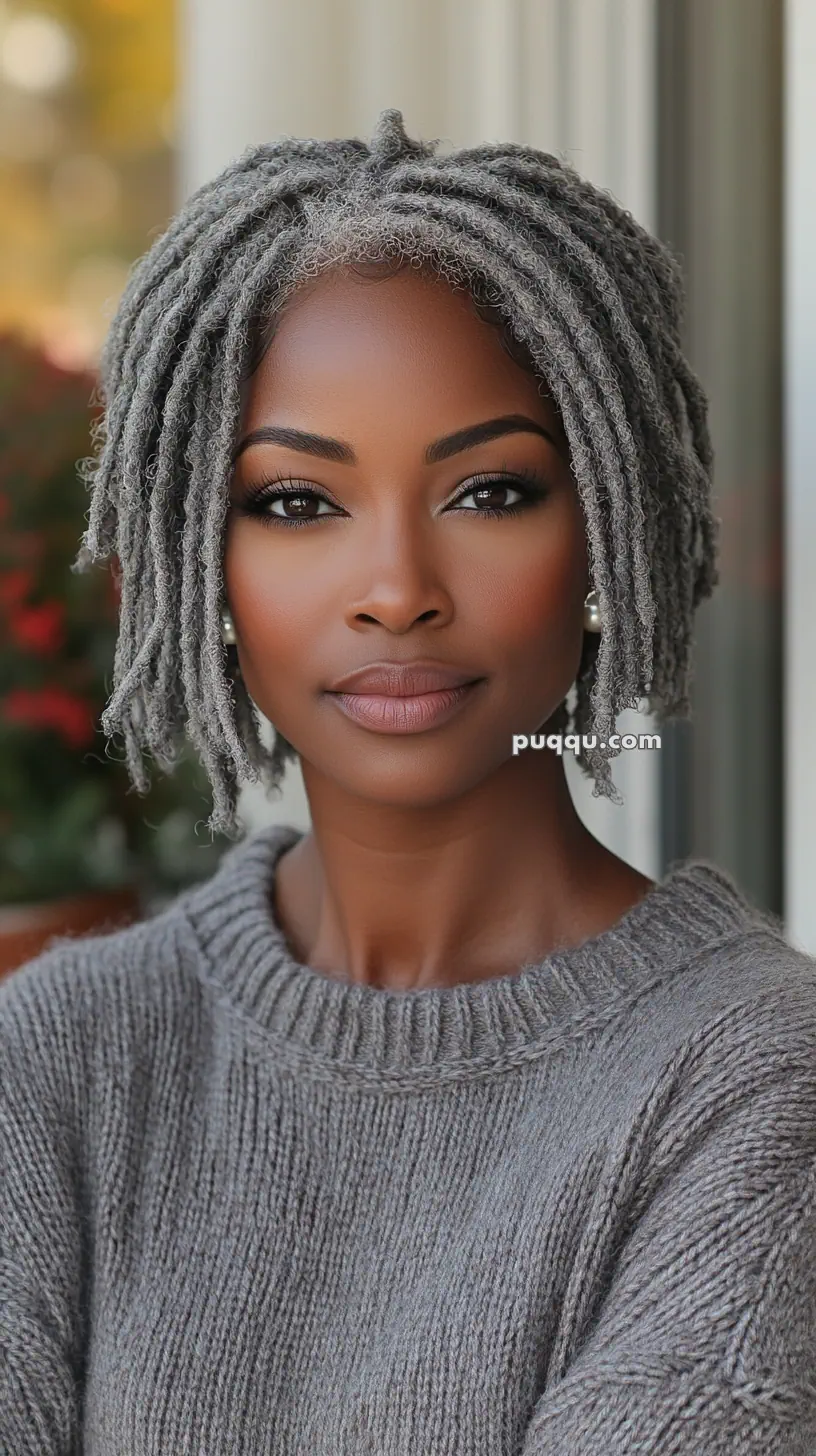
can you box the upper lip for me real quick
[327,659,483,696]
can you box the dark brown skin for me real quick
[224,263,654,992]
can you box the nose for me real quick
[344,514,455,635]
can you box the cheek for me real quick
[223,525,332,676]
[458,505,588,668]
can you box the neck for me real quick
[274,750,653,991]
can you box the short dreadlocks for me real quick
[73,108,718,838]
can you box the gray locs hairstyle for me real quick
[72,108,719,840]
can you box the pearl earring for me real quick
[583,589,602,633]
[220,609,237,645]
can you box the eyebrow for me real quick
[231,413,559,467]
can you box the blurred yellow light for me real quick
[94,0,142,12]
[66,254,130,322]
[159,97,177,148]
[36,303,99,370]
[0,91,61,160]
[49,153,120,226]
[0,13,77,93]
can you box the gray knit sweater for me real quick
[2,823,816,1455]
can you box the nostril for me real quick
[353,608,441,626]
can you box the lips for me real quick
[325,659,485,735]
[327,661,480,696]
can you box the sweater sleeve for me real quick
[0,948,91,1456]
[519,990,816,1456]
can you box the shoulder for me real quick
[600,871,816,1150]
[675,927,816,1085]
[0,884,212,1114]
[0,822,299,1104]
[643,916,816,1166]
[0,824,282,1052]
[697,892,816,1031]
[649,858,816,1034]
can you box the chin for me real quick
[303,743,503,810]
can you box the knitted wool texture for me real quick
[2,824,816,1453]
[71,109,719,837]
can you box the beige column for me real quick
[784,0,816,949]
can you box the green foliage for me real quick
[0,331,230,906]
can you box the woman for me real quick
[2,111,815,1454]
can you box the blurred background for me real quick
[1,0,813,964]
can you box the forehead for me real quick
[238,264,562,435]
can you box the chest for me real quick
[80,1065,619,1454]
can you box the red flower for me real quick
[8,599,66,655]
[0,685,97,749]
[0,568,34,609]
[12,531,46,565]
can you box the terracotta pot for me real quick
[0,885,141,979]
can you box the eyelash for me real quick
[234,464,550,531]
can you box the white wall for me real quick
[784,0,816,950]
[179,0,660,876]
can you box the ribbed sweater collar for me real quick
[180,823,762,1087]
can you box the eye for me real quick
[444,468,549,518]
[453,481,525,511]
[234,473,346,530]
[267,492,337,521]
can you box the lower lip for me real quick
[327,682,482,734]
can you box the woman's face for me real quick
[224,263,590,808]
